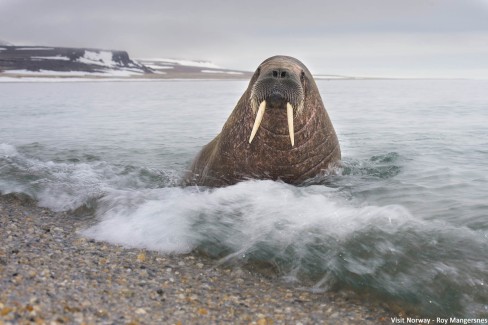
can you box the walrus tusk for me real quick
[287,102,294,147]
[249,100,266,144]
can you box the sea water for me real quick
[1,79,487,317]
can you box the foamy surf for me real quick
[0,143,176,211]
[2,141,488,316]
[82,180,413,254]
[79,178,488,316]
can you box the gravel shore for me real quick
[0,194,393,324]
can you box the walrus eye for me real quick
[251,67,261,84]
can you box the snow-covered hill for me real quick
[135,58,251,78]
[0,46,150,77]
[0,47,253,79]
[0,39,13,46]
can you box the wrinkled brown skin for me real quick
[184,56,341,187]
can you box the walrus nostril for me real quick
[271,69,288,78]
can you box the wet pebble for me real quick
[0,194,393,324]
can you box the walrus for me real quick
[184,55,341,187]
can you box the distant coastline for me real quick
[0,45,357,81]
[1,42,486,81]
[0,45,253,81]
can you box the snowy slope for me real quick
[0,39,13,46]
[135,58,250,78]
[0,46,150,76]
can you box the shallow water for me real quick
[1,79,488,317]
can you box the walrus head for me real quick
[185,55,340,186]
[248,56,310,147]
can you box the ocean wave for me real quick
[0,143,178,211]
[82,179,488,317]
[3,142,488,316]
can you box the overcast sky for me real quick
[1,0,488,78]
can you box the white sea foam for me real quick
[0,144,172,211]
[83,188,197,253]
[0,143,19,157]
[82,180,415,255]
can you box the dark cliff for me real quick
[0,46,152,74]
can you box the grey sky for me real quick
[1,0,488,78]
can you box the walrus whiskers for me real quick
[249,100,296,147]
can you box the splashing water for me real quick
[1,80,488,317]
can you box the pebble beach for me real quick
[0,194,396,324]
